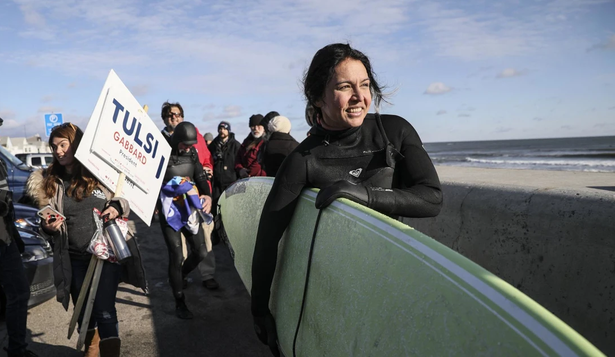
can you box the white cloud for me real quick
[458,113,470,117]
[436,110,447,115]
[424,82,452,95]
[587,34,615,52]
[497,68,526,78]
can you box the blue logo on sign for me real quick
[44,113,64,136]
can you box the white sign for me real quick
[75,70,170,226]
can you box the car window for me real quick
[32,157,42,166]
[0,145,27,168]
[45,156,53,165]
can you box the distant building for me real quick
[0,134,51,154]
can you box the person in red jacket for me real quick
[160,102,214,178]
[160,102,218,290]
[235,114,267,178]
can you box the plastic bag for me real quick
[88,208,129,263]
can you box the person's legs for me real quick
[90,261,122,339]
[196,221,217,288]
[70,256,98,332]
[159,215,193,319]
[159,218,185,300]
[181,225,207,278]
[0,241,30,355]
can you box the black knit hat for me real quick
[261,111,280,132]
[218,121,231,131]
[249,114,264,127]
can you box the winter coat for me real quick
[260,132,300,177]
[235,134,266,177]
[208,133,241,187]
[26,169,148,310]
[0,160,24,252]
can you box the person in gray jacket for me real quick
[26,123,147,357]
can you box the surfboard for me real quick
[219,177,603,357]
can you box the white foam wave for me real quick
[465,157,615,168]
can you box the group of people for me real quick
[156,102,300,321]
[0,43,442,357]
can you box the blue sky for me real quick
[0,0,613,143]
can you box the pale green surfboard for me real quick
[219,177,603,357]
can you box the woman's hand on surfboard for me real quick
[316,180,369,209]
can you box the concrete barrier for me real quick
[402,166,615,356]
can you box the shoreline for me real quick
[434,165,615,193]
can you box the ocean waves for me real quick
[425,136,615,172]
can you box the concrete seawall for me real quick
[402,166,615,355]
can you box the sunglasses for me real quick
[166,112,182,118]
[51,122,76,132]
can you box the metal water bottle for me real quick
[103,217,132,262]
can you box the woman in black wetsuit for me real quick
[250,43,443,354]
[158,122,212,319]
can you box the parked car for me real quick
[14,203,41,234]
[0,146,33,202]
[15,153,53,169]
[0,227,55,316]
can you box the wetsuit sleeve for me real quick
[193,153,211,196]
[368,116,443,217]
[251,150,307,316]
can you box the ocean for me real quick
[423,136,615,173]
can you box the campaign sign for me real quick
[44,113,63,136]
[75,70,170,226]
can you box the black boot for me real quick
[175,295,194,319]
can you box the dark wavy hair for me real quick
[161,101,184,121]
[303,43,386,126]
[43,123,98,201]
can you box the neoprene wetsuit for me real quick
[159,148,210,300]
[251,113,443,316]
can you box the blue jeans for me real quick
[0,241,30,354]
[69,255,122,339]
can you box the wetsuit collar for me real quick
[309,124,360,140]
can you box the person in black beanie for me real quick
[208,121,241,216]
[235,114,267,178]
[260,111,280,135]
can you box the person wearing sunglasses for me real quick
[25,123,147,357]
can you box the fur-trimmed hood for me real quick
[25,169,49,208]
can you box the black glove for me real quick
[254,313,280,357]
[315,180,369,209]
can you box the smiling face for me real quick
[164,106,184,133]
[50,136,75,168]
[316,58,372,131]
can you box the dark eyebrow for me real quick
[335,78,370,86]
